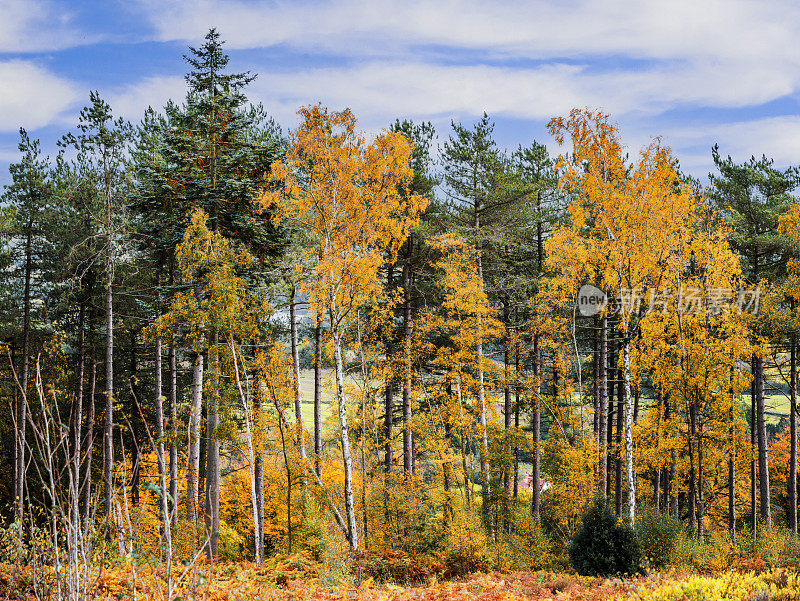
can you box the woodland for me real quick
[3,28,800,601]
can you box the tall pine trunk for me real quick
[103,250,114,527]
[15,223,32,523]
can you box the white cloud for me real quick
[244,59,799,130]
[104,75,188,123]
[666,116,800,172]
[0,60,80,132]
[0,0,89,52]
[135,0,800,117]
[139,0,800,66]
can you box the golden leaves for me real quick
[260,105,428,321]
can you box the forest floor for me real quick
[0,564,694,601]
[2,561,798,601]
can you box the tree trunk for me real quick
[598,316,608,497]
[688,399,697,532]
[698,416,705,539]
[15,223,32,523]
[314,312,323,478]
[791,327,797,535]
[130,333,142,507]
[168,340,178,524]
[331,301,358,549]
[443,388,454,527]
[754,355,771,525]
[154,337,172,556]
[729,363,736,538]
[103,257,114,527]
[187,351,203,523]
[206,337,220,561]
[503,326,512,497]
[456,376,471,509]
[622,337,636,525]
[615,359,623,518]
[289,286,307,490]
[83,358,97,528]
[73,289,86,521]
[531,333,541,519]
[751,368,757,533]
[513,344,521,499]
[402,237,413,476]
[607,340,615,498]
[593,316,599,438]
[255,451,264,562]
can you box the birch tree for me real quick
[261,105,428,549]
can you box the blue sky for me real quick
[1,0,799,187]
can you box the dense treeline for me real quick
[2,29,800,574]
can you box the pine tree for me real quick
[710,147,799,528]
[2,129,53,523]
[61,92,132,529]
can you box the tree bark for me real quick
[154,337,171,555]
[791,326,797,535]
[83,356,96,528]
[15,221,32,523]
[384,265,394,475]
[729,363,736,538]
[402,237,413,476]
[513,344,520,499]
[688,399,697,532]
[531,333,541,519]
[331,311,358,549]
[622,337,636,525]
[168,339,178,524]
[206,338,220,561]
[754,355,771,525]
[503,324,512,497]
[187,351,203,523]
[289,286,307,490]
[615,358,623,517]
[598,317,608,497]
[130,335,142,507]
[103,251,114,527]
[254,452,264,562]
[751,369,758,533]
[314,312,323,479]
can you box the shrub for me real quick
[504,506,555,570]
[634,507,682,568]
[568,497,641,576]
[218,520,247,561]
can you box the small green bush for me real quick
[568,497,641,576]
[634,507,682,568]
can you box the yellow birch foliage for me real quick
[259,104,428,320]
